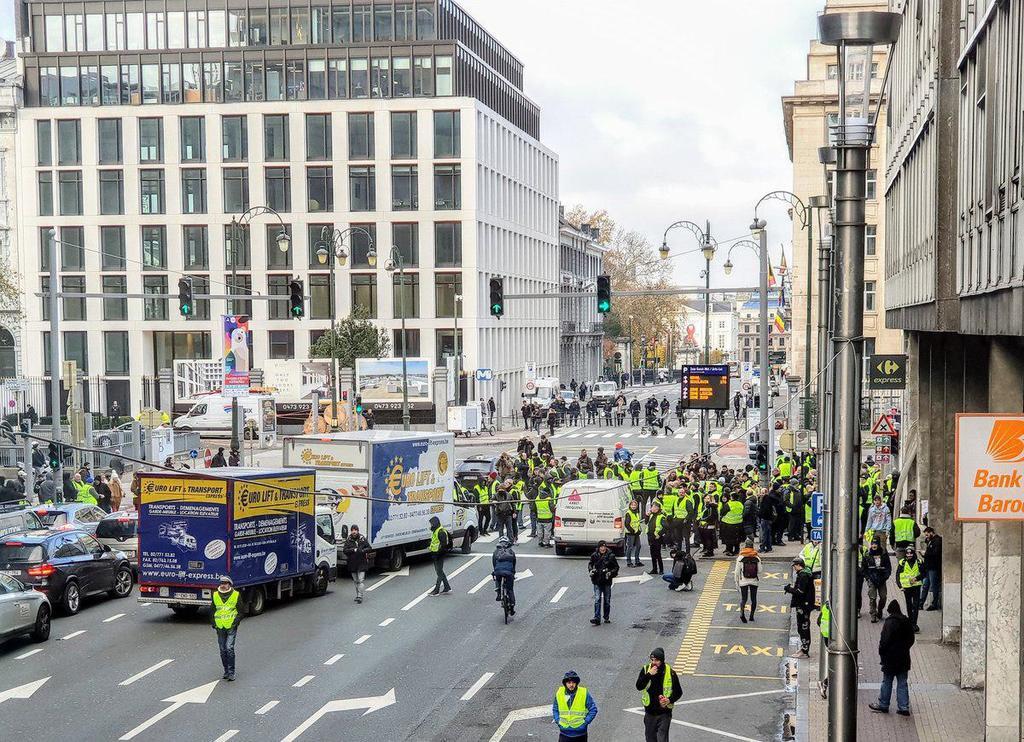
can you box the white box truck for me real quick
[282,431,479,571]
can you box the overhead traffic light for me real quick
[755,443,768,472]
[177,277,194,318]
[47,442,60,470]
[288,279,305,318]
[489,278,504,318]
[596,274,612,314]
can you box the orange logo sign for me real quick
[986,419,1024,463]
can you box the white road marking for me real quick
[550,586,568,603]
[460,672,494,701]
[119,659,174,686]
[255,700,279,715]
[59,630,87,640]
[324,654,344,666]
[354,634,372,645]
[488,705,551,742]
[139,602,152,606]
[103,613,126,623]
[401,554,483,611]
[623,707,762,741]
[584,433,597,439]
[468,575,492,594]
[212,731,239,742]
[476,532,499,544]
[567,433,580,439]
[602,433,613,438]
[15,648,43,660]
[293,675,315,688]
[378,617,395,627]
[119,680,219,740]
[365,565,410,592]
[620,432,633,438]
[677,689,784,705]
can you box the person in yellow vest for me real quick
[535,480,556,548]
[896,545,923,632]
[71,474,97,505]
[210,575,241,681]
[778,455,793,479]
[624,499,644,567]
[892,506,920,553]
[799,540,822,579]
[427,516,451,596]
[474,479,492,536]
[634,647,682,741]
[719,492,744,556]
[628,464,644,511]
[659,486,679,551]
[552,670,598,741]
[646,503,666,575]
[642,462,660,515]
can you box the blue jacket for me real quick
[491,546,516,577]
[551,688,598,736]
[613,448,632,463]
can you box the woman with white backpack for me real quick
[734,539,762,623]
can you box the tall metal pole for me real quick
[755,222,771,487]
[817,229,834,681]
[328,255,339,428]
[453,295,461,406]
[702,257,711,456]
[827,141,868,742]
[228,220,240,455]
[47,230,62,489]
[396,252,410,431]
[627,317,633,385]
[803,211,815,429]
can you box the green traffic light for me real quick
[598,300,610,313]
[492,303,502,313]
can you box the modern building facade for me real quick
[557,214,603,386]
[885,0,1024,736]
[782,0,900,398]
[0,43,21,378]
[12,0,559,416]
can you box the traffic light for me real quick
[596,274,612,314]
[755,443,768,472]
[489,278,504,318]
[177,277,194,318]
[47,442,60,470]
[354,395,363,414]
[288,279,305,318]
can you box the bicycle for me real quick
[497,576,514,623]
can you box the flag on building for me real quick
[773,310,786,334]
[768,262,778,288]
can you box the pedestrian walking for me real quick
[732,391,741,422]
[785,556,816,657]
[634,647,682,742]
[892,505,920,553]
[342,525,371,603]
[869,600,916,716]
[552,670,597,741]
[921,527,942,610]
[211,447,227,467]
[588,540,619,625]
[896,545,923,632]
[210,576,241,680]
[646,503,666,575]
[624,499,644,567]
[228,447,240,466]
[427,515,452,596]
[859,537,891,622]
[735,539,761,623]
[864,494,892,553]
[109,470,125,511]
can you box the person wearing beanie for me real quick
[635,647,682,741]
[734,540,761,623]
[210,575,241,680]
[588,540,619,626]
[552,670,598,740]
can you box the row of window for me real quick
[40,4,437,54]
[34,52,453,107]
[38,222,462,272]
[39,162,461,216]
[43,270,464,323]
[39,110,459,166]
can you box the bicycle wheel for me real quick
[502,589,510,624]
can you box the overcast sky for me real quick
[459,0,822,289]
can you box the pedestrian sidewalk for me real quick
[795,590,983,741]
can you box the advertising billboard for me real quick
[368,436,453,545]
[356,358,432,404]
[231,473,315,585]
[956,414,1024,520]
[222,314,251,397]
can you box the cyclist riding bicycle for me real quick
[492,536,517,615]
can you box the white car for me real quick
[553,479,631,556]
[0,573,51,644]
[95,511,139,576]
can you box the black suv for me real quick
[0,530,134,615]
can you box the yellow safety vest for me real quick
[474,484,489,505]
[898,559,922,589]
[555,686,589,730]
[643,468,660,490]
[800,543,821,572]
[629,469,643,491]
[640,663,674,708]
[212,590,239,630]
[820,602,831,640]
[721,500,744,525]
[779,461,792,478]
[535,494,554,521]
[74,481,97,505]
[429,526,448,553]
[893,517,915,543]
[625,510,643,533]
[660,492,678,518]
[647,513,665,538]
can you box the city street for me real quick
[0,522,794,742]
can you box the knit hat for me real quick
[650,647,665,662]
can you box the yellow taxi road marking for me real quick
[709,625,787,632]
[710,643,784,657]
[722,603,789,614]
[324,654,344,666]
[674,560,730,674]
[691,672,780,681]
[255,700,279,715]
[761,572,787,579]
[293,675,315,687]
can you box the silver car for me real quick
[0,573,51,644]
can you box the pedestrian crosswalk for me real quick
[553,428,709,441]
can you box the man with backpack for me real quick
[493,480,517,543]
[735,539,761,623]
[664,548,697,592]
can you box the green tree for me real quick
[309,306,391,367]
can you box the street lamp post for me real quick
[45,228,65,488]
[453,294,463,405]
[369,246,411,431]
[817,11,902,741]
[316,226,374,429]
[227,207,290,453]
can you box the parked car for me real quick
[33,504,107,535]
[95,512,139,577]
[0,573,50,644]
[0,530,134,615]
[0,505,44,539]
[95,422,137,449]
[455,456,499,487]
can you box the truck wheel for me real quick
[555,544,567,556]
[246,586,266,616]
[386,547,405,571]
[461,530,473,554]
[313,566,329,596]
[169,604,200,617]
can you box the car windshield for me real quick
[96,517,137,539]
[0,543,45,563]
[595,383,615,393]
[37,512,67,526]
[459,461,491,472]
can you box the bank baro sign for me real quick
[956,415,1024,520]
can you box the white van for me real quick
[172,394,272,437]
[553,479,632,556]
[591,381,618,403]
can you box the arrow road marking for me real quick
[120,680,219,740]
[279,688,397,742]
[613,572,654,585]
[402,555,483,610]
[623,707,760,741]
[550,586,568,603]
[487,705,551,742]
[119,659,174,686]
[0,677,49,705]
[468,575,491,594]
[366,566,410,592]
[460,672,494,701]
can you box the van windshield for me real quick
[187,404,207,417]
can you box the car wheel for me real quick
[555,544,567,556]
[461,530,474,554]
[110,566,133,598]
[312,565,329,596]
[61,581,81,615]
[31,604,51,642]
[246,586,266,616]
[386,546,405,572]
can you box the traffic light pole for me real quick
[47,229,63,490]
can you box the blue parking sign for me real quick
[811,527,823,541]
[811,491,824,529]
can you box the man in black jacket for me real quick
[588,541,619,626]
[342,525,371,604]
[634,647,683,742]
[869,600,916,716]
[785,556,816,657]
[921,527,943,610]
[859,537,892,623]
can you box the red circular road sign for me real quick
[204,448,213,468]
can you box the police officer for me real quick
[552,670,598,741]
[211,576,241,680]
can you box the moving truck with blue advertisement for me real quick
[282,431,478,571]
[137,467,338,616]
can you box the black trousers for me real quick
[740,584,758,614]
[478,504,491,534]
[796,606,811,652]
[432,555,450,592]
[644,712,672,742]
[903,586,921,627]
[648,538,663,573]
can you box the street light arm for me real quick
[755,191,809,228]
[661,220,716,251]
[233,205,288,229]
[725,239,761,264]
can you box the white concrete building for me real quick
[558,214,604,386]
[677,298,738,364]
[0,42,21,377]
[12,0,559,417]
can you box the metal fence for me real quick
[0,375,161,422]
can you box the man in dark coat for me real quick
[869,600,916,716]
[588,541,619,626]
